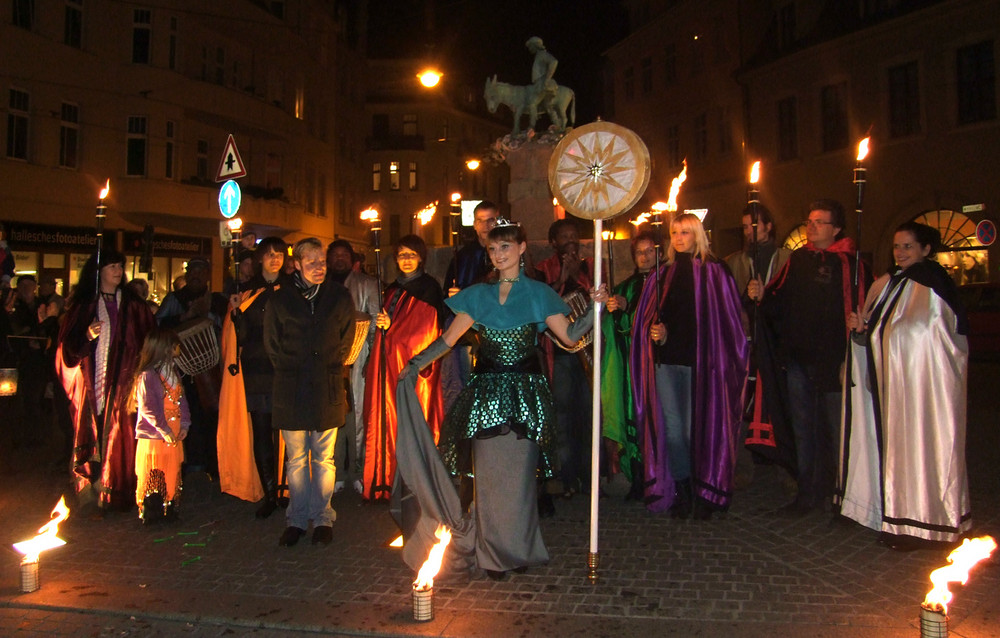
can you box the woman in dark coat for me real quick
[58,250,156,512]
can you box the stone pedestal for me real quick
[505,140,559,243]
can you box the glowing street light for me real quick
[417,69,442,88]
[465,159,481,171]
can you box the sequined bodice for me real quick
[477,324,538,366]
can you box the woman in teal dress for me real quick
[401,219,597,578]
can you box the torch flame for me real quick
[856,137,870,162]
[450,192,462,203]
[416,201,438,226]
[413,525,452,590]
[749,161,761,185]
[99,179,111,200]
[360,207,380,223]
[630,212,651,227]
[13,497,71,562]
[922,535,996,614]
[666,160,688,212]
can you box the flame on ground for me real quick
[13,497,71,562]
[413,525,452,590]
[922,535,996,614]
[666,160,688,212]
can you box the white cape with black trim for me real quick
[837,272,971,542]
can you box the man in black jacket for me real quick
[264,238,354,546]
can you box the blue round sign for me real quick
[976,219,996,247]
[218,180,242,219]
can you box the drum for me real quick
[545,290,592,353]
[174,318,221,376]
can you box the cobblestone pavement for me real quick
[1,362,998,638]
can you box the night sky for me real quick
[367,0,629,123]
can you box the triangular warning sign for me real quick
[215,134,247,182]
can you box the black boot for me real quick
[538,492,555,519]
[256,479,279,519]
[668,479,692,519]
[140,493,164,525]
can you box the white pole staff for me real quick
[588,218,603,584]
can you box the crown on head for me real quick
[495,217,520,228]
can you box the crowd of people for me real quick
[0,197,974,577]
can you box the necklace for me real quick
[499,276,519,283]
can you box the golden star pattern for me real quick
[550,123,650,220]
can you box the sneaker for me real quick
[278,526,306,547]
[334,481,345,494]
[312,525,333,545]
[352,479,364,494]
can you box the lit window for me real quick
[389,161,399,191]
[372,162,381,191]
[408,162,417,190]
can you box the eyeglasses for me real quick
[804,219,834,227]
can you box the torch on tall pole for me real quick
[94,180,110,299]
[361,206,388,499]
[853,136,870,310]
[650,201,668,307]
[747,161,761,344]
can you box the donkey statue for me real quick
[484,74,576,136]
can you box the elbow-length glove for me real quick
[566,301,595,344]
[400,336,451,380]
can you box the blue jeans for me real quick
[785,361,840,507]
[281,428,338,529]
[654,364,692,481]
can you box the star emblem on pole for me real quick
[554,131,637,216]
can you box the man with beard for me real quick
[535,219,594,498]
[327,239,380,495]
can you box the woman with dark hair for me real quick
[601,230,657,497]
[395,220,597,580]
[362,235,444,501]
[631,213,749,519]
[57,250,156,512]
[218,237,287,516]
[838,221,971,550]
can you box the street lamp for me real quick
[417,69,442,88]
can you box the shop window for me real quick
[914,210,990,285]
[783,223,808,251]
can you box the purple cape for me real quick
[630,258,748,512]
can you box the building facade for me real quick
[605,0,999,278]
[1,0,368,300]
[364,59,509,245]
